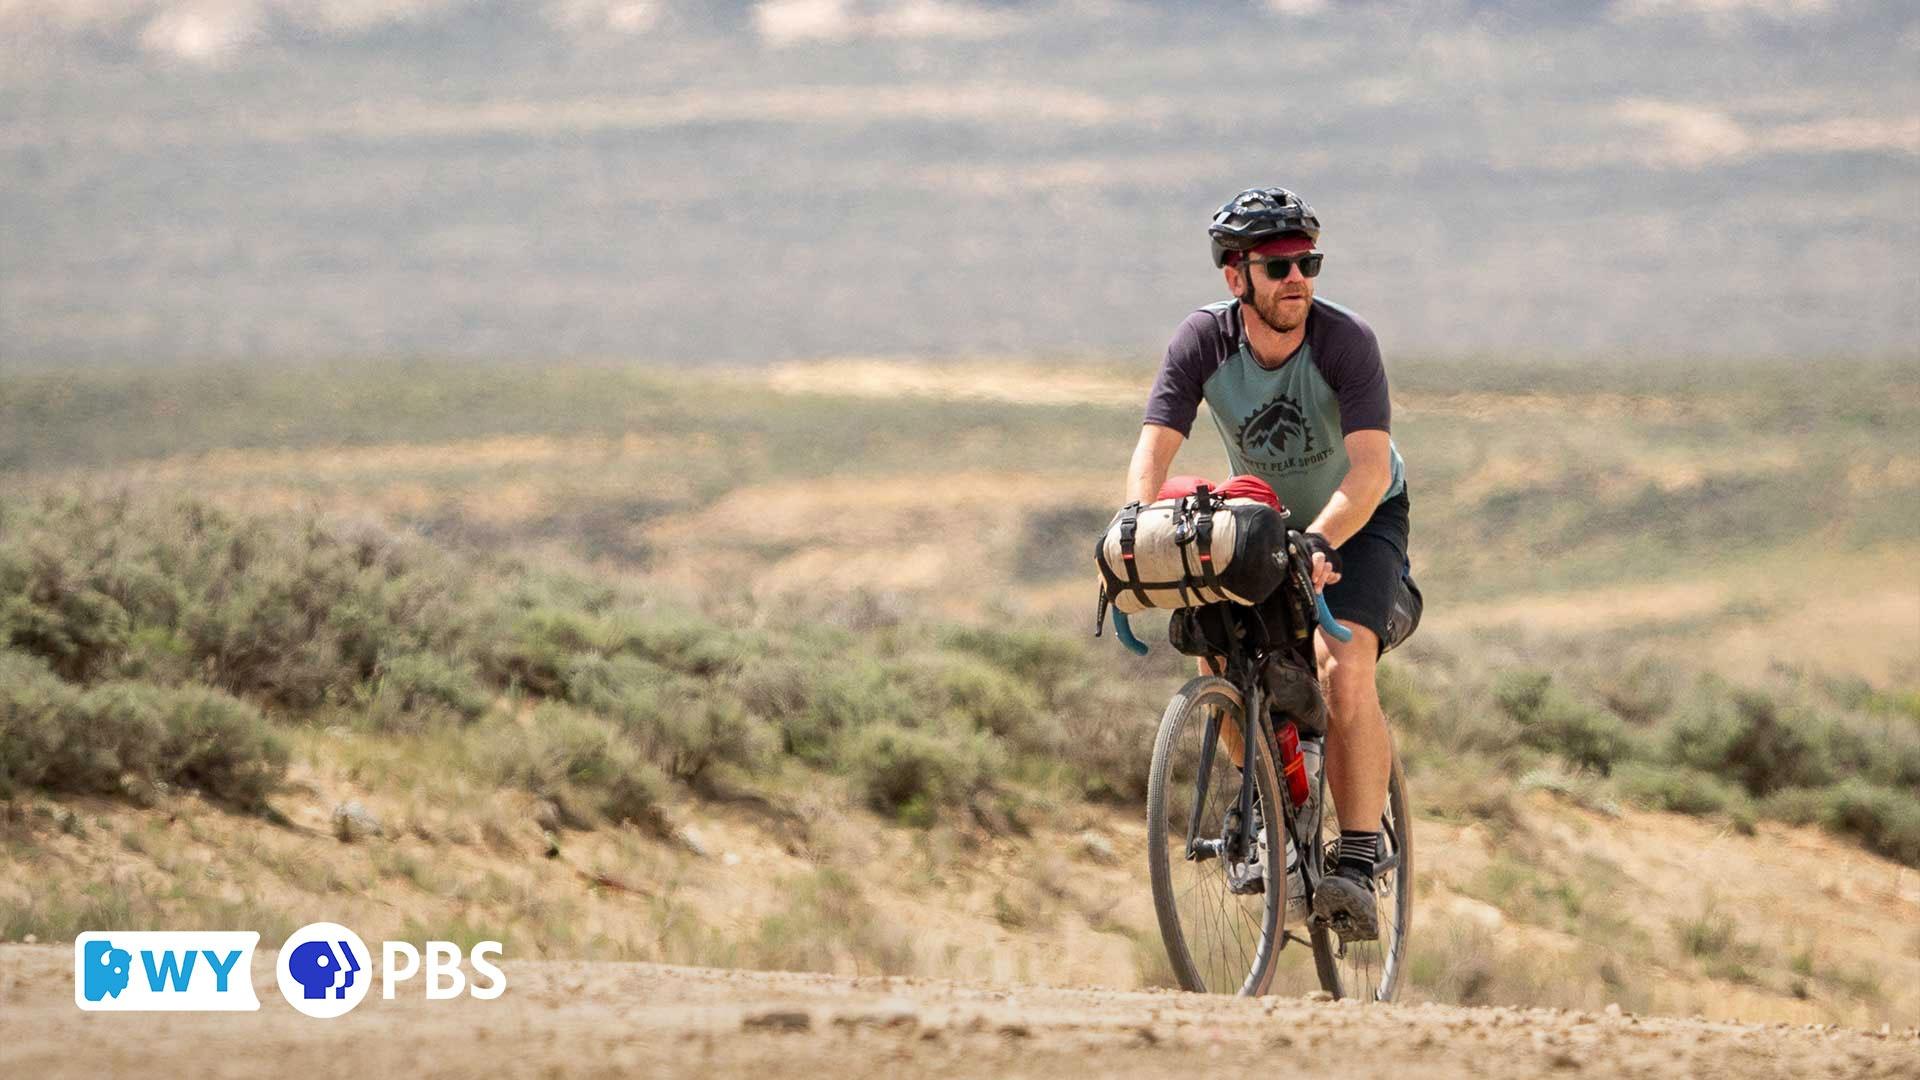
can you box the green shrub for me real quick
[480,602,753,694]
[561,654,774,785]
[1666,683,1832,796]
[0,495,483,710]
[1868,689,1920,727]
[154,686,288,809]
[1811,708,1920,792]
[928,656,1054,750]
[479,607,602,696]
[167,517,467,708]
[843,722,1001,824]
[625,680,774,786]
[1494,671,1634,774]
[0,653,161,798]
[185,585,343,709]
[499,570,620,618]
[118,626,195,685]
[731,655,816,727]
[0,654,285,808]
[940,625,1085,701]
[1391,677,1524,768]
[503,704,631,790]
[362,653,492,731]
[609,611,756,678]
[788,659,919,764]
[1673,905,1738,958]
[1671,900,1763,984]
[1763,789,1828,828]
[0,539,133,682]
[1613,761,1746,816]
[600,765,672,830]
[484,705,671,830]
[1048,673,1156,804]
[560,652,674,709]
[1764,780,1920,866]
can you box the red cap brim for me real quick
[1251,234,1316,256]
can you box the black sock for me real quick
[1337,830,1379,881]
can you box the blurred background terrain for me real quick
[3,0,1917,363]
[1,0,1917,1039]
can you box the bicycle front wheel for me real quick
[1146,675,1284,996]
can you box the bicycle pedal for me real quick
[1329,912,1380,944]
[1311,879,1380,942]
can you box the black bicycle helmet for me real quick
[1208,187,1320,267]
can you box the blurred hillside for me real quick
[3,356,1918,1026]
[4,0,1918,365]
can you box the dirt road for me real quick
[2,947,1913,1079]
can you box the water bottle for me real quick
[1299,732,1325,825]
[1276,720,1310,807]
[1285,732,1324,920]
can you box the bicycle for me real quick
[1109,532,1413,1000]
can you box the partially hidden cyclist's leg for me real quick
[1309,491,1411,939]
[1316,624,1390,834]
[1195,656,1248,767]
[1317,490,1410,840]
[1309,620,1390,939]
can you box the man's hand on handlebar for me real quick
[1301,531,1343,592]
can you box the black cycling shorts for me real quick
[1268,490,1422,656]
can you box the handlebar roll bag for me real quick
[1094,489,1289,615]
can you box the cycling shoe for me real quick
[1312,871,1379,942]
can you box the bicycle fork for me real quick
[1184,682,1265,872]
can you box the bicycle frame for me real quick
[1175,601,1339,942]
[1131,532,1413,997]
[1121,529,1365,949]
[1175,618,1290,865]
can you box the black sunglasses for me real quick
[1244,252,1324,280]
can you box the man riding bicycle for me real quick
[1124,187,1421,941]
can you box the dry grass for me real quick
[1,355,1916,1025]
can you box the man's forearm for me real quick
[1126,459,1167,504]
[1126,423,1190,503]
[1306,470,1391,546]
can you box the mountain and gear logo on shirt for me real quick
[1237,394,1316,459]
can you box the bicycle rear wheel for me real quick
[1146,675,1284,996]
[1311,745,1412,1002]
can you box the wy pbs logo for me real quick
[76,923,504,1017]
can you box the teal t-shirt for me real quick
[1143,298,1406,527]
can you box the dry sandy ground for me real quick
[2,949,1913,1080]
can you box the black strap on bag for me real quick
[1114,502,1152,609]
[1171,492,1204,609]
[1191,491,1229,602]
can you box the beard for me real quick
[1249,285,1311,333]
